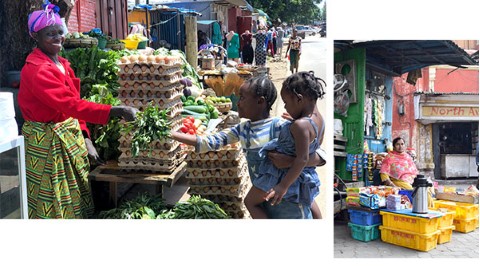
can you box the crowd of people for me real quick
[198,19,302,72]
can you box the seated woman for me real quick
[380,137,433,207]
[380,137,417,189]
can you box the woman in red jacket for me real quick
[19,3,137,219]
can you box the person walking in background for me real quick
[276,26,285,56]
[254,25,267,66]
[241,30,254,64]
[19,2,138,218]
[285,29,302,73]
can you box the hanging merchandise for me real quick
[346,153,355,171]
[367,153,374,181]
[373,98,384,139]
[334,74,350,116]
[352,154,358,181]
[364,97,373,136]
[357,154,363,179]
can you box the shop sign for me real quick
[421,106,479,118]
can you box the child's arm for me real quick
[266,119,313,205]
[267,150,325,168]
[170,124,241,153]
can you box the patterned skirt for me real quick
[22,118,94,219]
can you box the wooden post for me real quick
[185,15,198,68]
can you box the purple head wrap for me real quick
[28,1,63,37]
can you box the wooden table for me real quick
[89,161,187,207]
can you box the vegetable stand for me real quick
[88,161,186,207]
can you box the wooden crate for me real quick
[89,161,186,207]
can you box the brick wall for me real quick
[67,0,97,33]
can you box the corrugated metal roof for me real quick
[335,40,478,76]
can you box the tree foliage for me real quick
[248,0,324,25]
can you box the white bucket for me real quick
[0,92,15,120]
[0,118,18,143]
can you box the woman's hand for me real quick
[84,138,105,165]
[110,106,139,122]
[265,183,289,206]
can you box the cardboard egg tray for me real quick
[120,80,181,92]
[121,99,183,118]
[119,141,182,160]
[118,85,183,100]
[186,160,248,179]
[187,147,242,161]
[186,155,245,169]
[119,136,181,152]
[118,65,183,80]
[224,208,251,219]
[118,72,182,84]
[188,178,251,197]
[188,176,243,186]
[202,195,244,203]
[120,94,182,110]
[118,64,182,76]
[118,58,183,68]
[118,151,187,173]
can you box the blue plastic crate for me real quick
[348,222,381,242]
[348,209,381,226]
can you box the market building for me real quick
[333,40,478,212]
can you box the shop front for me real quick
[414,93,479,181]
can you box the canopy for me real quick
[335,40,478,76]
[197,20,217,25]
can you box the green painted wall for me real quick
[334,48,366,181]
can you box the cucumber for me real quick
[182,113,209,122]
[183,105,208,114]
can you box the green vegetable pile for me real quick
[122,103,171,157]
[158,195,229,219]
[98,194,229,219]
[181,95,219,122]
[98,193,167,219]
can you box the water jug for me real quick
[411,175,432,214]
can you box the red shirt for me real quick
[18,48,111,138]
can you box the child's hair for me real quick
[282,71,326,100]
[244,76,277,111]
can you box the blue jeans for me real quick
[262,201,312,219]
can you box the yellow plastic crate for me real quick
[433,200,478,220]
[380,211,439,234]
[453,217,479,233]
[379,225,440,252]
[431,208,455,228]
[437,225,455,244]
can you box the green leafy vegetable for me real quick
[122,102,171,157]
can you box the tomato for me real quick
[188,128,196,135]
[183,121,193,129]
[186,116,195,123]
[180,126,189,133]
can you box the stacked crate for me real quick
[116,54,186,173]
[185,142,252,219]
[434,200,479,233]
[347,207,381,242]
[379,210,442,251]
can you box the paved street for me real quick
[334,219,479,258]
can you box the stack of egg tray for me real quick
[116,55,186,173]
[185,143,252,219]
